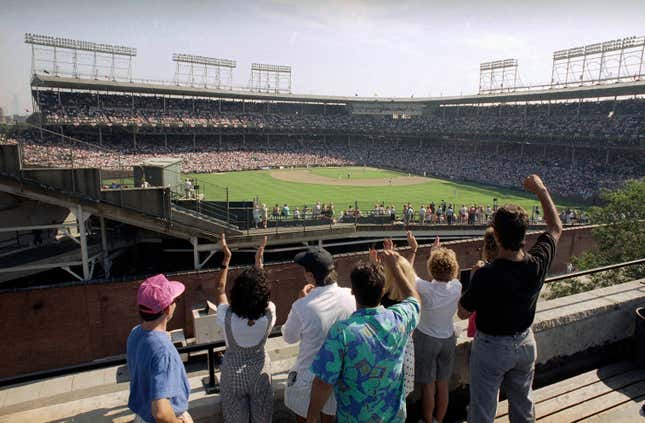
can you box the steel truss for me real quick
[479,59,519,94]
[249,63,292,94]
[25,33,136,81]
[0,209,110,282]
[551,36,645,87]
[172,53,236,90]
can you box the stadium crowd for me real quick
[36,91,645,146]
[8,129,641,200]
[126,174,563,423]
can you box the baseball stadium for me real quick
[0,25,644,423]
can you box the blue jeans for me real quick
[468,328,537,423]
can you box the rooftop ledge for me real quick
[1,279,643,423]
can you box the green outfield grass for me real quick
[185,167,580,211]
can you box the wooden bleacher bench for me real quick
[495,361,645,422]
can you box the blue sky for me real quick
[1,0,644,115]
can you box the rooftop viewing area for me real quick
[1,3,644,423]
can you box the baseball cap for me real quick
[137,274,186,314]
[294,247,334,279]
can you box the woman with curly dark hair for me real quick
[214,234,275,423]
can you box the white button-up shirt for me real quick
[281,283,356,373]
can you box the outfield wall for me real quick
[0,226,597,377]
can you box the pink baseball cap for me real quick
[137,274,186,314]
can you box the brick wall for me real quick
[0,226,597,377]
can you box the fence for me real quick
[1,258,642,390]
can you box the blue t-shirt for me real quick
[127,326,190,422]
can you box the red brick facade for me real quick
[0,226,597,377]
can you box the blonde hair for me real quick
[383,255,417,302]
[482,227,499,262]
[428,247,459,282]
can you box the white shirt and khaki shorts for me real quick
[281,283,355,417]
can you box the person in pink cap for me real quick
[127,274,192,423]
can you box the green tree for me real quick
[547,178,645,299]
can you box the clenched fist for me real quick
[523,174,546,194]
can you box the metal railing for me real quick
[0,258,643,390]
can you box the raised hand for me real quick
[381,249,401,267]
[383,238,395,251]
[523,174,546,194]
[255,235,268,269]
[368,246,380,264]
[406,230,418,252]
[220,233,232,266]
[431,235,441,252]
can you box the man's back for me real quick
[282,283,355,373]
[461,232,556,335]
[312,297,420,422]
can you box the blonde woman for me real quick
[370,236,419,399]
[382,245,418,398]
[414,237,462,423]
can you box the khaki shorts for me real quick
[284,368,336,417]
[413,330,456,384]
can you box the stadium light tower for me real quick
[551,36,645,87]
[479,59,519,94]
[172,53,237,89]
[249,63,292,94]
[24,33,136,81]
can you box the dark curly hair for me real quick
[230,267,271,321]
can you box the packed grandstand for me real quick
[4,77,643,201]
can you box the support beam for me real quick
[191,236,199,270]
[61,266,84,281]
[100,216,110,278]
[77,206,90,280]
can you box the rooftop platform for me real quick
[1,279,642,422]
[495,361,645,422]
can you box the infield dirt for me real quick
[269,169,429,186]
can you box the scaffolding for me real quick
[249,63,292,94]
[479,59,519,94]
[551,36,645,87]
[25,33,136,81]
[172,53,236,89]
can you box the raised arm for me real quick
[523,175,563,243]
[214,233,232,305]
[381,250,420,302]
[255,235,268,269]
[406,230,418,266]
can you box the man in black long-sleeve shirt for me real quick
[458,175,562,423]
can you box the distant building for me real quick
[0,107,4,123]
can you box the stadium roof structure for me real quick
[32,74,645,106]
[141,158,183,168]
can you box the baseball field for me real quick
[185,167,579,211]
